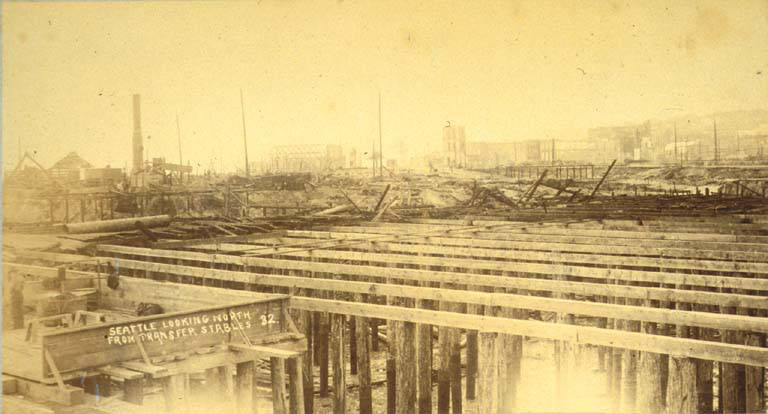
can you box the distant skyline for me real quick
[3,0,767,171]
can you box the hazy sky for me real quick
[2,0,767,171]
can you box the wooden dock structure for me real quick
[6,214,765,413]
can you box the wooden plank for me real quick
[106,259,768,330]
[229,343,303,359]
[102,244,768,292]
[11,376,85,406]
[289,297,768,367]
[96,365,145,380]
[262,231,768,265]
[323,225,768,253]
[254,233,768,271]
[216,243,768,287]
[39,298,288,378]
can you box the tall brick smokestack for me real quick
[132,94,143,174]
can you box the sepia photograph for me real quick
[1,1,767,413]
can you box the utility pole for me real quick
[713,118,719,163]
[736,130,740,159]
[378,92,383,177]
[176,113,183,166]
[551,138,555,165]
[372,138,376,178]
[674,122,678,165]
[240,89,250,178]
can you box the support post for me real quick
[236,361,255,414]
[287,357,306,414]
[163,374,188,414]
[271,358,288,414]
[331,314,346,414]
[397,321,417,414]
[478,332,499,413]
[124,377,144,405]
[356,311,373,414]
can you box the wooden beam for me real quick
[106,258,768,323]
[289,297,768,367]
[206,242,768,286]
[98,245,768,297]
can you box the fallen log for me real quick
[65,215,171,234]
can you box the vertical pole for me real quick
[319,314,330,397]
[397,320,417,414]
[387,358,397,414]
[378,92,383,178]
[713,118,719,163]
[744,331,765,413]
[466,329,478,401]
[287,357,306,414]
[349,318,358,375]
[271,358,288,414]
[176,113,183,167]
[236,361,255,413]
[331,314,346,414]
[478,332,499,413]
[303,312,315,414]
[636,292,663,414]
[356,309,373,414]
[163,374,188,414]
[124,378,144,405]
[240,89,250,177]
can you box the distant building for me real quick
[442,124,467,168]
[49,152,93,183]
[269,144,347,173]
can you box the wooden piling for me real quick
[387,358,397,414]
[416,279,433,414]
[744,331,765,413]
[349,317,358,376]
[356,312,373,414]
[319,314,330,397]
[287,357,306,414]
[371,320,380,352]
[667,292,700,414]
[466,329,478,401]
[437,326,451,413]
[667,356,699,414]
[236,361,255,413]
[124,377,144,405]
[271,358,288,414]
[636,293,663,414]
[397,320,417,414]
[163,374,188,414]
[298,310,314,414]
[478,331,499,413]
[331,314,346,414]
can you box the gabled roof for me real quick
[50,152,93,170]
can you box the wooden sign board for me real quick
[15,296,289,382]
